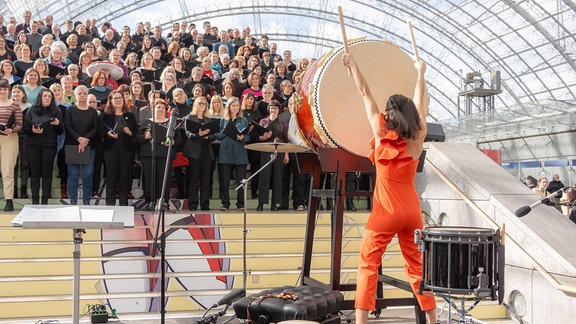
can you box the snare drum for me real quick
[416,226,502,299]
[296,39,427,157]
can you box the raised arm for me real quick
[412,60,428,139]
[342,53,382,141]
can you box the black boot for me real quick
[13,185,18,198]
[32,196,40,205]
[20,185,28,199]
[41,197,48,205]
[4,199,14,211]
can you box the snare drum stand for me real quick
[436,294,482,324]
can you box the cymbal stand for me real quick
[235,148,278,290]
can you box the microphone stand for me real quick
[235,145,278,290]
[515,187,565,217]
[151,108,178,324]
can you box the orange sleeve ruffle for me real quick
[368,113,413,168]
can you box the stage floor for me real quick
[0,307,517,324]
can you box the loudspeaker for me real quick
[425,123,445,142]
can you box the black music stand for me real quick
[12,205,134,324]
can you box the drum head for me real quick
[312,39,427,157]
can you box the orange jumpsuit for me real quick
[355,114,436,311]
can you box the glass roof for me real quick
[0,0,575,124]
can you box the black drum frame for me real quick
[415,226,505,323]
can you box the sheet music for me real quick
[81,208,114,222]
[11,206,114,226]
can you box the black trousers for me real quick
[57,145,67,185]
[281,153,306,209]
[258,152,284,205]
[247,148,260,198]
[14,137,29,189]
[92,144,105,193]
[103,147,133,206]
[28,144,57,203]
[141,156,171,202]
[187,150,212,210]
[219,163,247,209]
[209,142,220,199]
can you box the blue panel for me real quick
[521,161,541,168]
[544,160,568,167]
[501,162,518,169]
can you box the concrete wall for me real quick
[417,142,576,323]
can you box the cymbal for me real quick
[245,142,309,153]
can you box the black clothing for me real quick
[99,111,137,204]
[547,180,565,194]
[136,119,179,202]
[64,105,99,147]
[23,105,64,146]
[257,117,287,206]
[14,60,34,78]
[220,163,246,209]
[0,49,17,62]
[182,115,215,210]
[99,112,138,151]
[24,105,64,204]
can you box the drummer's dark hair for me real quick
[385,94,421,140]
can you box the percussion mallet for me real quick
[406,20,420,62]
[338,6,352,76]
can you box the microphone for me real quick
[515,188,564,217]
[211,288,246,308]
[165,107,179,144]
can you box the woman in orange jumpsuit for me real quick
[342,54,437,324]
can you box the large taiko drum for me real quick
[296,39,428,157]
[416,226,503,300]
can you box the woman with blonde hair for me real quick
[533,177,549,198]
[33,58,53,87]
[209,95,225,118]
[215,96,249,211]
[182,96,215,211]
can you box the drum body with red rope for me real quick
[296,39,427,157]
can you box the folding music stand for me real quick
[12,205,135,324]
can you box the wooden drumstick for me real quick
[406,20,420,62]
[338,6,352,76]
